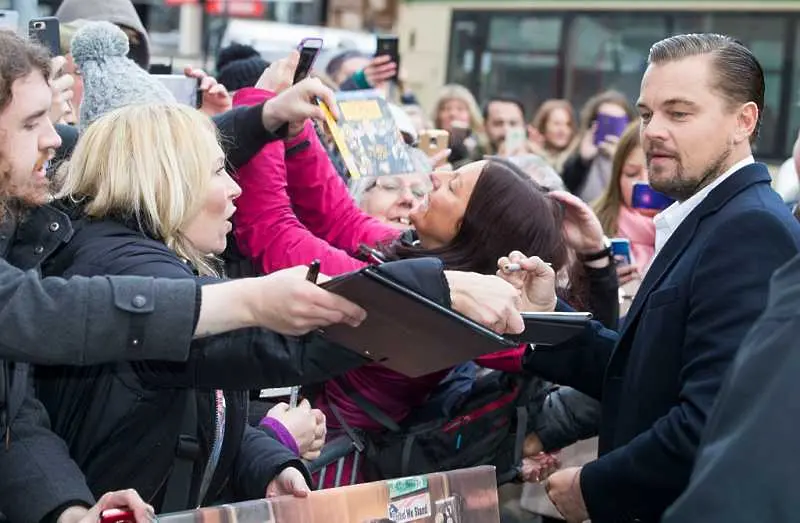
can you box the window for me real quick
[563,14,667,115]
[479,15,563,113]
[674,14,788,156]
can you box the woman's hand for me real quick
[496,252,557,313]
[183,66,232,117]
[268,400,327,460]
[519,452,561,483]
[444,271,524,334]
[58,490,155,523]
[256,51,299,95]
[598,134,620,159]
[363,55,397,88]
[266,467,310,498]
[48,56,75,125]
[548,191,606,256]
[616,263,640,286]
[579,122,599,163]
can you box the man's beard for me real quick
[649,144,732,202]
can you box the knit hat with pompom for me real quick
[72,21,175,131]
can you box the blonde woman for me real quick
[432,84,488,167]
[528,99,576,172]
[561,91,637,202]
[39,104,372,512]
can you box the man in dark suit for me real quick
[661,252,800,521]
[509,33,800,523]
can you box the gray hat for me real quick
[72,21,175,131]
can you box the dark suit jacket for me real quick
[663,252,800,522]
[524,163,800,522]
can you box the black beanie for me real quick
[216,43,269,92]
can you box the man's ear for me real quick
[735,101,759,144]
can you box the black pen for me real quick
[306,259,321,284]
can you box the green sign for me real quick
[387,476,429,499]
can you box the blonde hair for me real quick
[57,104,223,276]
[432,84,488,148]
[593,120,641,235]
[60,19,91,55]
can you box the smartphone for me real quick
[419,129,450,157]
[152,74,201,108]
[610,238,634,266]
[99,509,135,523]
[631,182,674,211]
[0,10,19,34]
[504,126,527,153]
[28,16,60,56]
[593,113,629,146]
[293,37,323,84]
[375,35,400,80]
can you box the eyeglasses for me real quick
[367,178,430,199]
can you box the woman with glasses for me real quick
[348,148,433,228]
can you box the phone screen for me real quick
[504,127,527,153]
[294,37,323,84]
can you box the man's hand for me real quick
[444,271,524,334]
[261,77,338,134]
[183,66,232,117]
[48,56,75,124]
[268,400,327,460]
[256,51,299,95]
[58,490,155,523]
[545,466,589,523]
[266,467,310,498]
[244,266,366,336]
[497,252,557,313]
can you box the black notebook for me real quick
[318,266,592,377]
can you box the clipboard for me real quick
[510,312,593,346]
[318,267,591,377]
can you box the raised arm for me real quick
[234,88,398,255]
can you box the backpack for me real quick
[329,369,550,485]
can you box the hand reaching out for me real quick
[266,467,310,498]
[548,191,607,256]
[444,271,524,335]
[48,56,75,125]
[183,66,232,117]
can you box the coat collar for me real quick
[619,162,772,340]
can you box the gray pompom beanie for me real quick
[72,21,175,131]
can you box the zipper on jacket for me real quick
[195,390,226,507]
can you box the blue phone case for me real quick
[610,238,633,265]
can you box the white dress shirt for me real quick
[652,155,755,257]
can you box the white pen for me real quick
[503,262,552,272]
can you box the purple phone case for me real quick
[293,38,323,84]
[631,182,674,210]
[594,114,629,146]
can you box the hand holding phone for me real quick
[28,17,60,56]
[610,238,634,266]
[419,129,450,157]
[375,35,399,81]
[293,37,323,85]
[593,114,629,146]
[504,127,528,155]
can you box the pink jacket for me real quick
[232,87,523,439]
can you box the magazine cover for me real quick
[319,90,416,180]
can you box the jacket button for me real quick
[132,295,147,308]
[33,246,44,255]
[48,222,60,232]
